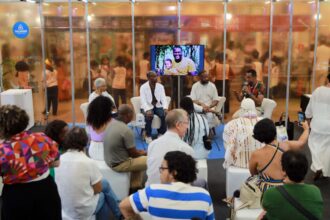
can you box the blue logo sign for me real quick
[12,22,29,39]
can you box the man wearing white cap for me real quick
[223,98,263,169]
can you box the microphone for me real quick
[242,81,249,97]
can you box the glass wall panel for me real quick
[0,2,43,124]
[42,2,75,123]
[268,1,290,120]
[134,1,178,108]
[180,1,224,110]
[227,0,270,120]
[289,0,316,121]
[89,2,132,108]
[315,1,330,89]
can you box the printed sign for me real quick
[12,21,29,39]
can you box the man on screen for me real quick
[172,46,197,76]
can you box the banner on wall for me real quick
[44,15,311,32]
[12,21,30,39]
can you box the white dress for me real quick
[223,115,263,168]
[305,86,330,177]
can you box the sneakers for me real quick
[145,136,153,144]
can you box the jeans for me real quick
[94,179,121,220]
[143,107,166,137]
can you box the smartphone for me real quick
[298,111,305,126]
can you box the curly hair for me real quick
[0,105,29,139]
[164,151,197,183]
[45,120,68,148]
[87,96,113,129]
[253,118,276,144]
[63,127,88,152]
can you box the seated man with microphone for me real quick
[233,69,265,118]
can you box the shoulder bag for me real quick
[277,186,319,220]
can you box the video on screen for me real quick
[150,45,204,76]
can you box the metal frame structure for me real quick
[0,0,326,127]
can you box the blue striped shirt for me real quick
[129,182,215,220]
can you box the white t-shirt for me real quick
[88,91,115,107]
[190,81,218,106]
[305,86,330,135]
[146,131,194,186]
[55,151,102,219]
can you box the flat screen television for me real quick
[150,45,204,76]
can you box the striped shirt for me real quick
[129,182,214,220]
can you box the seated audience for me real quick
[0,105,61,220]
[233,69,265,118]
[103,104,147,191]
[87,96,114,161]
[89,77,116,108]
[140,70,168,143]
[146,109,194,186]
[249,118,309,192]
[55,127,122,220]
[223,98,263,168]
[180,96,210,159]
[120,151,215,220]
[190,70,219,129]
[45,119,69,177]
[261,150,323,220]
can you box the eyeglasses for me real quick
[159,166,169,173]
[180,121,189,125]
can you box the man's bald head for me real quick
[117,104,134,124]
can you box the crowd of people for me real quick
[0,66,328,219]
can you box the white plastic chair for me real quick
[94,160,130,200]
[261,98,277,119]
[197,159,208,181]
[62,211,96,220]
[233,198,263,220]
[130,96,171,130]
[226,166,250,197]
[80,102,89,133]
[80,102,89,120]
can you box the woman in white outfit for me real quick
[87,95,114,161]
[180,96,210,159]
[305,73,330,180]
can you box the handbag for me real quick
[275,113,294,141]
[277,186,319,220]
[201,116,212,150]
[238,144,279,209]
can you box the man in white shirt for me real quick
[146,109,194,186]
[190,70,219,129]
[88,78,116,108]
[140,71,168,143]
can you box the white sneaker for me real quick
[145,137,153,144]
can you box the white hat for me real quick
[240,98,257,116]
